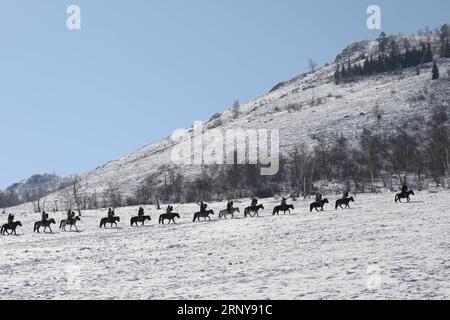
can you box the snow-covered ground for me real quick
[1,191,449,300]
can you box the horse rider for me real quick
[227,201,234,213]
[198,201,207,214]
[138,207,145,217]
[42,211,49,222]
[108,208,115,219]
[315,193,323,203]
[280,197,288,207]
[67,210,75,223]
[166,205,173,214]
[251,198,258,208]
[342,190,349,199]
[7,213,14,227]
[401,184,409,195]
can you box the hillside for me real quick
[6,34,450,211]
[6,173,71,201]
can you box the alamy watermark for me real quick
[64,264,83,291]
[367,5,381,30]
[366,265,382,290]
[170,122,279,176]
[66,5,81,30]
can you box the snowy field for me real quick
[1,191,449,300]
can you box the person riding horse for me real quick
[7,213,14,227]
[342,190,349,199]
[138,207,145,217]
[227,201,234,213]
[166,205,174,214]
[42,211,49,223]
[315,193,322,203]
[401,184,409,195]
[280,197,287,207]
[67,210,75,224]
[198,201,208,214]
[108,208,115,219]
[251,198,258,209]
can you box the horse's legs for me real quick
[49,226,53,233]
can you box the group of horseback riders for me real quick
[3,183,413,232]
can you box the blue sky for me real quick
[0,0,449,188]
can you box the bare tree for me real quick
[308,58,317,73]
[63,175,87,216]
[31,186,46,213]
[102,182,123,208]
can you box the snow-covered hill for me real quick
[9,35,450,206]
[1,191,449,299]
[6,173,72,202]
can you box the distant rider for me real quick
[401,184,409,195]
[7,213,14,227]
[138,207,145,217]
[166,205,173,214]
[280,197,287,207]
[199,202,207,214]
[251,198,258,208]
[227,201,234,213]
[67,210,74,223]
[42,211,48,222]
[315,193,322,203]
[108,208,115,219]
[343,190,349,199]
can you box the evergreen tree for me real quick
[341,64,346,78]
[432,61,440,80]
[334,63,341,84]
[440,24,449,58]
[425,43,433,62]
[403,38,411,52]
[446,39,450,58]
[378,32,388,55]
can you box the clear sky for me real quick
[0,0,449,188]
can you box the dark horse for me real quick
[193,210,215,222]
[395,190,415,203]
[34,219,56,233]
[244,204,264,217]
[310,199,329,212]
[1,221,22,235]
[60,216,81,231]
[159,212,180,224]
[99,216,120,229]
[273,204,294,215]
[335,197,355,210]
[130,215,151,227]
